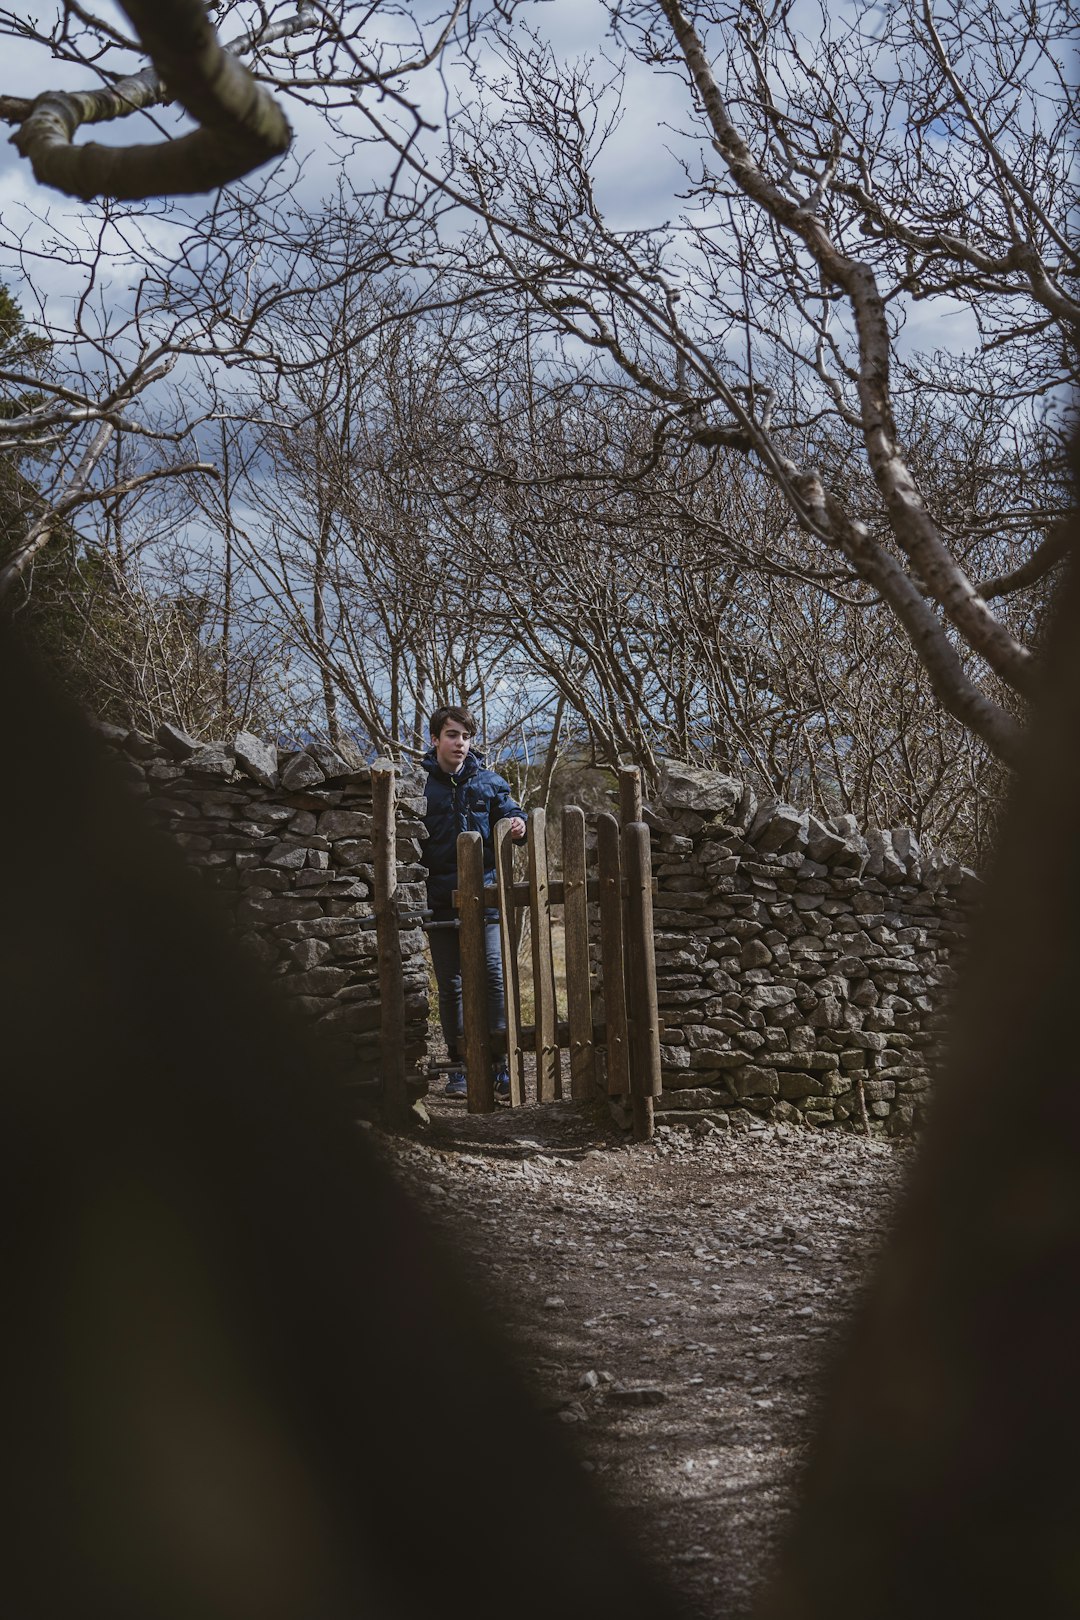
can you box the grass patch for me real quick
[516,910,567,1026]
[422,911,569,1042]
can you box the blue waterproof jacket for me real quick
[421,747,526,910]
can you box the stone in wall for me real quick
[94,721,430,1103]
[100,721,975,1136]
[640,761,977,1137]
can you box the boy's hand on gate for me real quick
[507,816,526,840]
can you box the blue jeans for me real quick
[428,911,506,1063]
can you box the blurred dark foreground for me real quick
[2,520,1079,1617]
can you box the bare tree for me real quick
[0,0,471,200]
[0,2,485,600]
[1,0,1072,806]
[354,0,1075,765]
[191,274,551,758]
[406,335,1021,856]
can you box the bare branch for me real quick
[978,522,1073,602]
[6,1,317,201]
[657,0,1037,702]
[0,417,217,601]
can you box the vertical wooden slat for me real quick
[494,819,525,1107]
[562,804,596,1101]
[596,812,631,1099]
[624,821,661,1141]
[457,829,494,1113]
[528,807,560,1101]
[371,761,409,1128]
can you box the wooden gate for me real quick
[373,764,662,1140]
[452,767,662,1141]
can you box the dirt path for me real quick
[375,1096,911,1618]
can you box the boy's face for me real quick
[433,719,473,774]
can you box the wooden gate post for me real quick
[562,805,596,1101]
[494,819,525,1107]
[456,829,495,1113]
[618,766,656,1142]
[597,812,631,1099]
[371,760,410,1128]
[618,768,641,1110]
[618,765,643,827]
[528,808,561,1102]
[624,821,662,1141]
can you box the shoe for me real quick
[443,1071,467,1098]
[493,1068,511,1100]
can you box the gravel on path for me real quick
[375,1095,911,1618]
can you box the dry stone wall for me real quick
[643,763,977,1136]
[89,718,974,1136]
[95,719,431,1095]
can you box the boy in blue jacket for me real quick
[421,705,527,1098]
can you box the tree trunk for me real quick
[758,513,1080,1617]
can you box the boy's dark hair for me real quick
[429,704,477,740]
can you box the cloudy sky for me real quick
[0,2,977,356]
[0,0,743,400]
[0,3,687,240]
